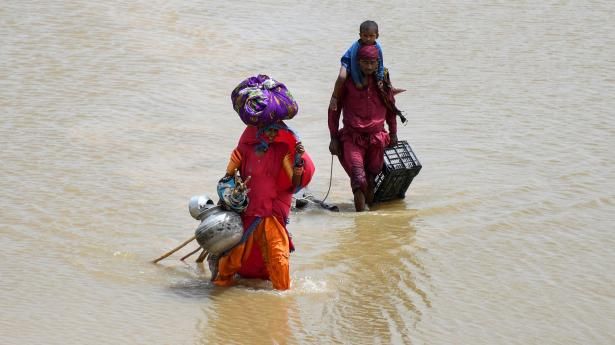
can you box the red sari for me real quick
[214,124,315,290]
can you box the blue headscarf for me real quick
[340,41,384,85]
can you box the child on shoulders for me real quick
[329,20,408,124]
[329,20,387,111]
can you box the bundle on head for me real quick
[231,74,298,126]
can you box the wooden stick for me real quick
[152,235,196,264]
[180,246,202,261]
[196,249,208,263]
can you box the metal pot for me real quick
[194,206,243,256]
[188,195,216,220]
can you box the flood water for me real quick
[2,1,614,344]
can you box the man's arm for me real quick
[328,108,342,155]
[328,80,346,155]
[329,66,348,111]
[385,109,398,146]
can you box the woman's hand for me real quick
[232,170,250,197]
[295,142,305,155]
[292,143,305,187]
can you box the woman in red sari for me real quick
[212,123,315,290]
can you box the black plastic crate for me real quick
[373,140,422,203]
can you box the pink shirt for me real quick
[329,76,397,137]
[229,126,315,222]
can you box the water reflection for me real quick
[315,204,429,343]
[163,203,427,344]
[197,286,299,345]
[164,259,301,344]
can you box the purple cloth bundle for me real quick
[231,75,298,126]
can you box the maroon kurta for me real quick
[328,75,397,192]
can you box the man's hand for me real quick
[329,138,341,156]
[389,133,398,147]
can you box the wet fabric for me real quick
[215,216,291,290]
[214,124,315,290]
[329,76,396,193]
[328,76,397,137]
[339,129,389,192]
[231,75,298,127]
[340,40,384,85]
[216,175,249,212]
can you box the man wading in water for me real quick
[328,44,400,211]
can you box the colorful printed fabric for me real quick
[231,75,298,126]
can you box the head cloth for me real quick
[358,45,379,60]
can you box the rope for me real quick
[320,155,334,204]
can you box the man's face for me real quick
[359,58,378,76]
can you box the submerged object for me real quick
[373,140,422,203]
[231,74,298,126]
[292,189,339,212]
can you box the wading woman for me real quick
[211,75,315,290]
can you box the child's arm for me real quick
[329,66,348,111]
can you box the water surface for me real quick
[1,1,614,344]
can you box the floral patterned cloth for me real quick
[231,74,298,126]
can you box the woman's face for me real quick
[264,127,278,142]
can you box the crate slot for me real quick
[373,140,422,203]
